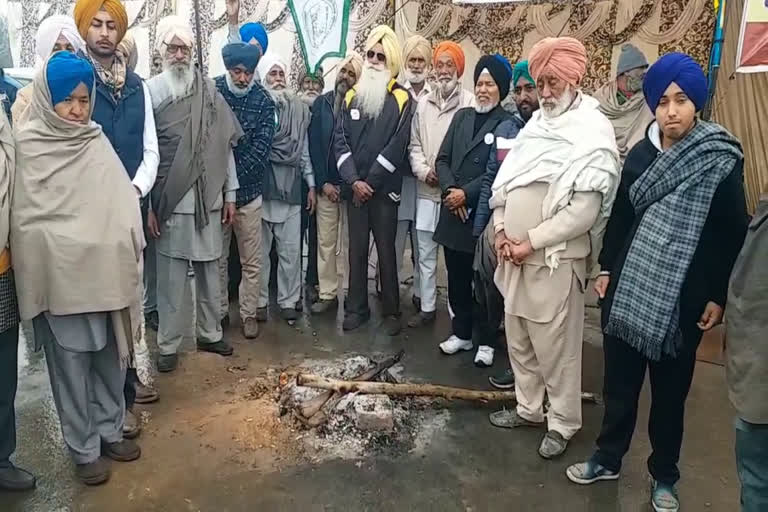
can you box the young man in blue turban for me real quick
[216,42,275,339]
[566,53,749,512]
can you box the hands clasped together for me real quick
[494,230,534,266]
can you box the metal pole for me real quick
[192,0,205,72]
[703,0,726,120]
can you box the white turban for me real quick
[155,15,194,54]
[257,53,288,86]
[35,15,85,63]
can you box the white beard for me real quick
[226,72,256,98]
[438,75,458,100]
[404,69,426,85]
[356,64,390,119]
[541,86,576,119]
[298,92,316,106]
[267,87,293,107]
[161,61,195,102]
[475,101,498,114]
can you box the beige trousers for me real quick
[219,196,263,321]
[316,194,348,300]
[505,274,584,440]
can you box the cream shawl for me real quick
[10,58,144,362]
[0,107,13,254]
[490,93,620,271]
[594,81,654,164]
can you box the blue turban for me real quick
[222,42,261,72]
[239,23,268,54]
[493,53,514,78]
[642,52,708,112]
[512,60,534,88]
[46,51,94,106]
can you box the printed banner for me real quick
[736,0,768,72]
[288,0,350,75]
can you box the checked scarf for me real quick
[604,121,742,360]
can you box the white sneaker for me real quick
[439,335,473,355]
[474,345,494,367]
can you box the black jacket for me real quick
[599,127,749,345]
[309,91,340,190]
[333,80,414,199]
[433,105,513,253]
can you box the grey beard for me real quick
[298,93,315,106]
[267,88,292,106]
[161,62,195,101]
[226,72,255,97]
[475,101,497,114]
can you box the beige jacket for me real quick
[409,87,474,202]
[493,182,601,321]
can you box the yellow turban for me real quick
[402,35,431,67]
[365,25,401,79]
[339,51,364,82]
[73,0,128,43]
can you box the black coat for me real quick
[308,91,339,190]
[599,127,749,347]
[433,105,513,253]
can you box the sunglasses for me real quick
[366,50,386,63]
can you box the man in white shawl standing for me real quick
[487,37,620,460]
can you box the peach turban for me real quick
[528,37,587,87]
[339,51,364,82]
[365,25,402,78]
[73,0,129,43]
[433,41,465,77]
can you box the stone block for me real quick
[353,395,394,432]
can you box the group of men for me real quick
[0,1,765,510]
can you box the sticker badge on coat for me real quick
[351,109,360,120]
[484,133,495,145]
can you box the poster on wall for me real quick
[288,0,350,75]
[735,0,768,72]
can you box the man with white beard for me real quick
[256,55,315,324]
[334,25,414,335]
[487,37,620,460]
[215,42,275,339]
[407,41,474,328]
[146,17,242,373]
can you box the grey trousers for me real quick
[143,235,157,314]
[259,211,301,309]
[42,322,125,465]
[395,220,420,298]
[157,254,222,355]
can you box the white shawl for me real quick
[489,93,621,270]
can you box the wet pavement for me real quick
[1,278,740,511]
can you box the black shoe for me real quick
[281,307,299,323]
[412,295,421,311]
[0,461,36,491]
[343,312,370,331]
[76,458,111,486]
[144,311,159,332]
[382,315,401,336]
[221,314,230,330]
[157,353,178,373]
[489,368,515,390]
[407,311,436,328]
[256,307,268,322]
[197,340,234,356]
[310,297,338,314]
[101,439,141,462]
[306,286,319,304]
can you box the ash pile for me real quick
[279,353,450,460]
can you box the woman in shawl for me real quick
[10,15,85,125]
[10,52,144,486]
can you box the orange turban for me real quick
[433,41,465,77]
[73,0,129,43]
[528,37,587,86]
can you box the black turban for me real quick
[474,55,511,102]
[222,42,261,73]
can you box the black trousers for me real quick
[0,325,19,462]
[473,269,504,349]
[301,208,319,288]
[593,332,701,485]
[124,368,138,410]
[444,247,474,340]
[347,195,399,318]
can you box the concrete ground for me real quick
[1,264,740,511]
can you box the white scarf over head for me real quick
[257,53,287,87]
[489,93,621,271]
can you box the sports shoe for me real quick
[243,317,259,339]
[489,408,544,429]
[439,335,473,355]
[539,430,568,459]
[123,409,141,440]
[651,479,680,512]
[489,368,515,389]
[565,459,620,485]
[474,345,494,367]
